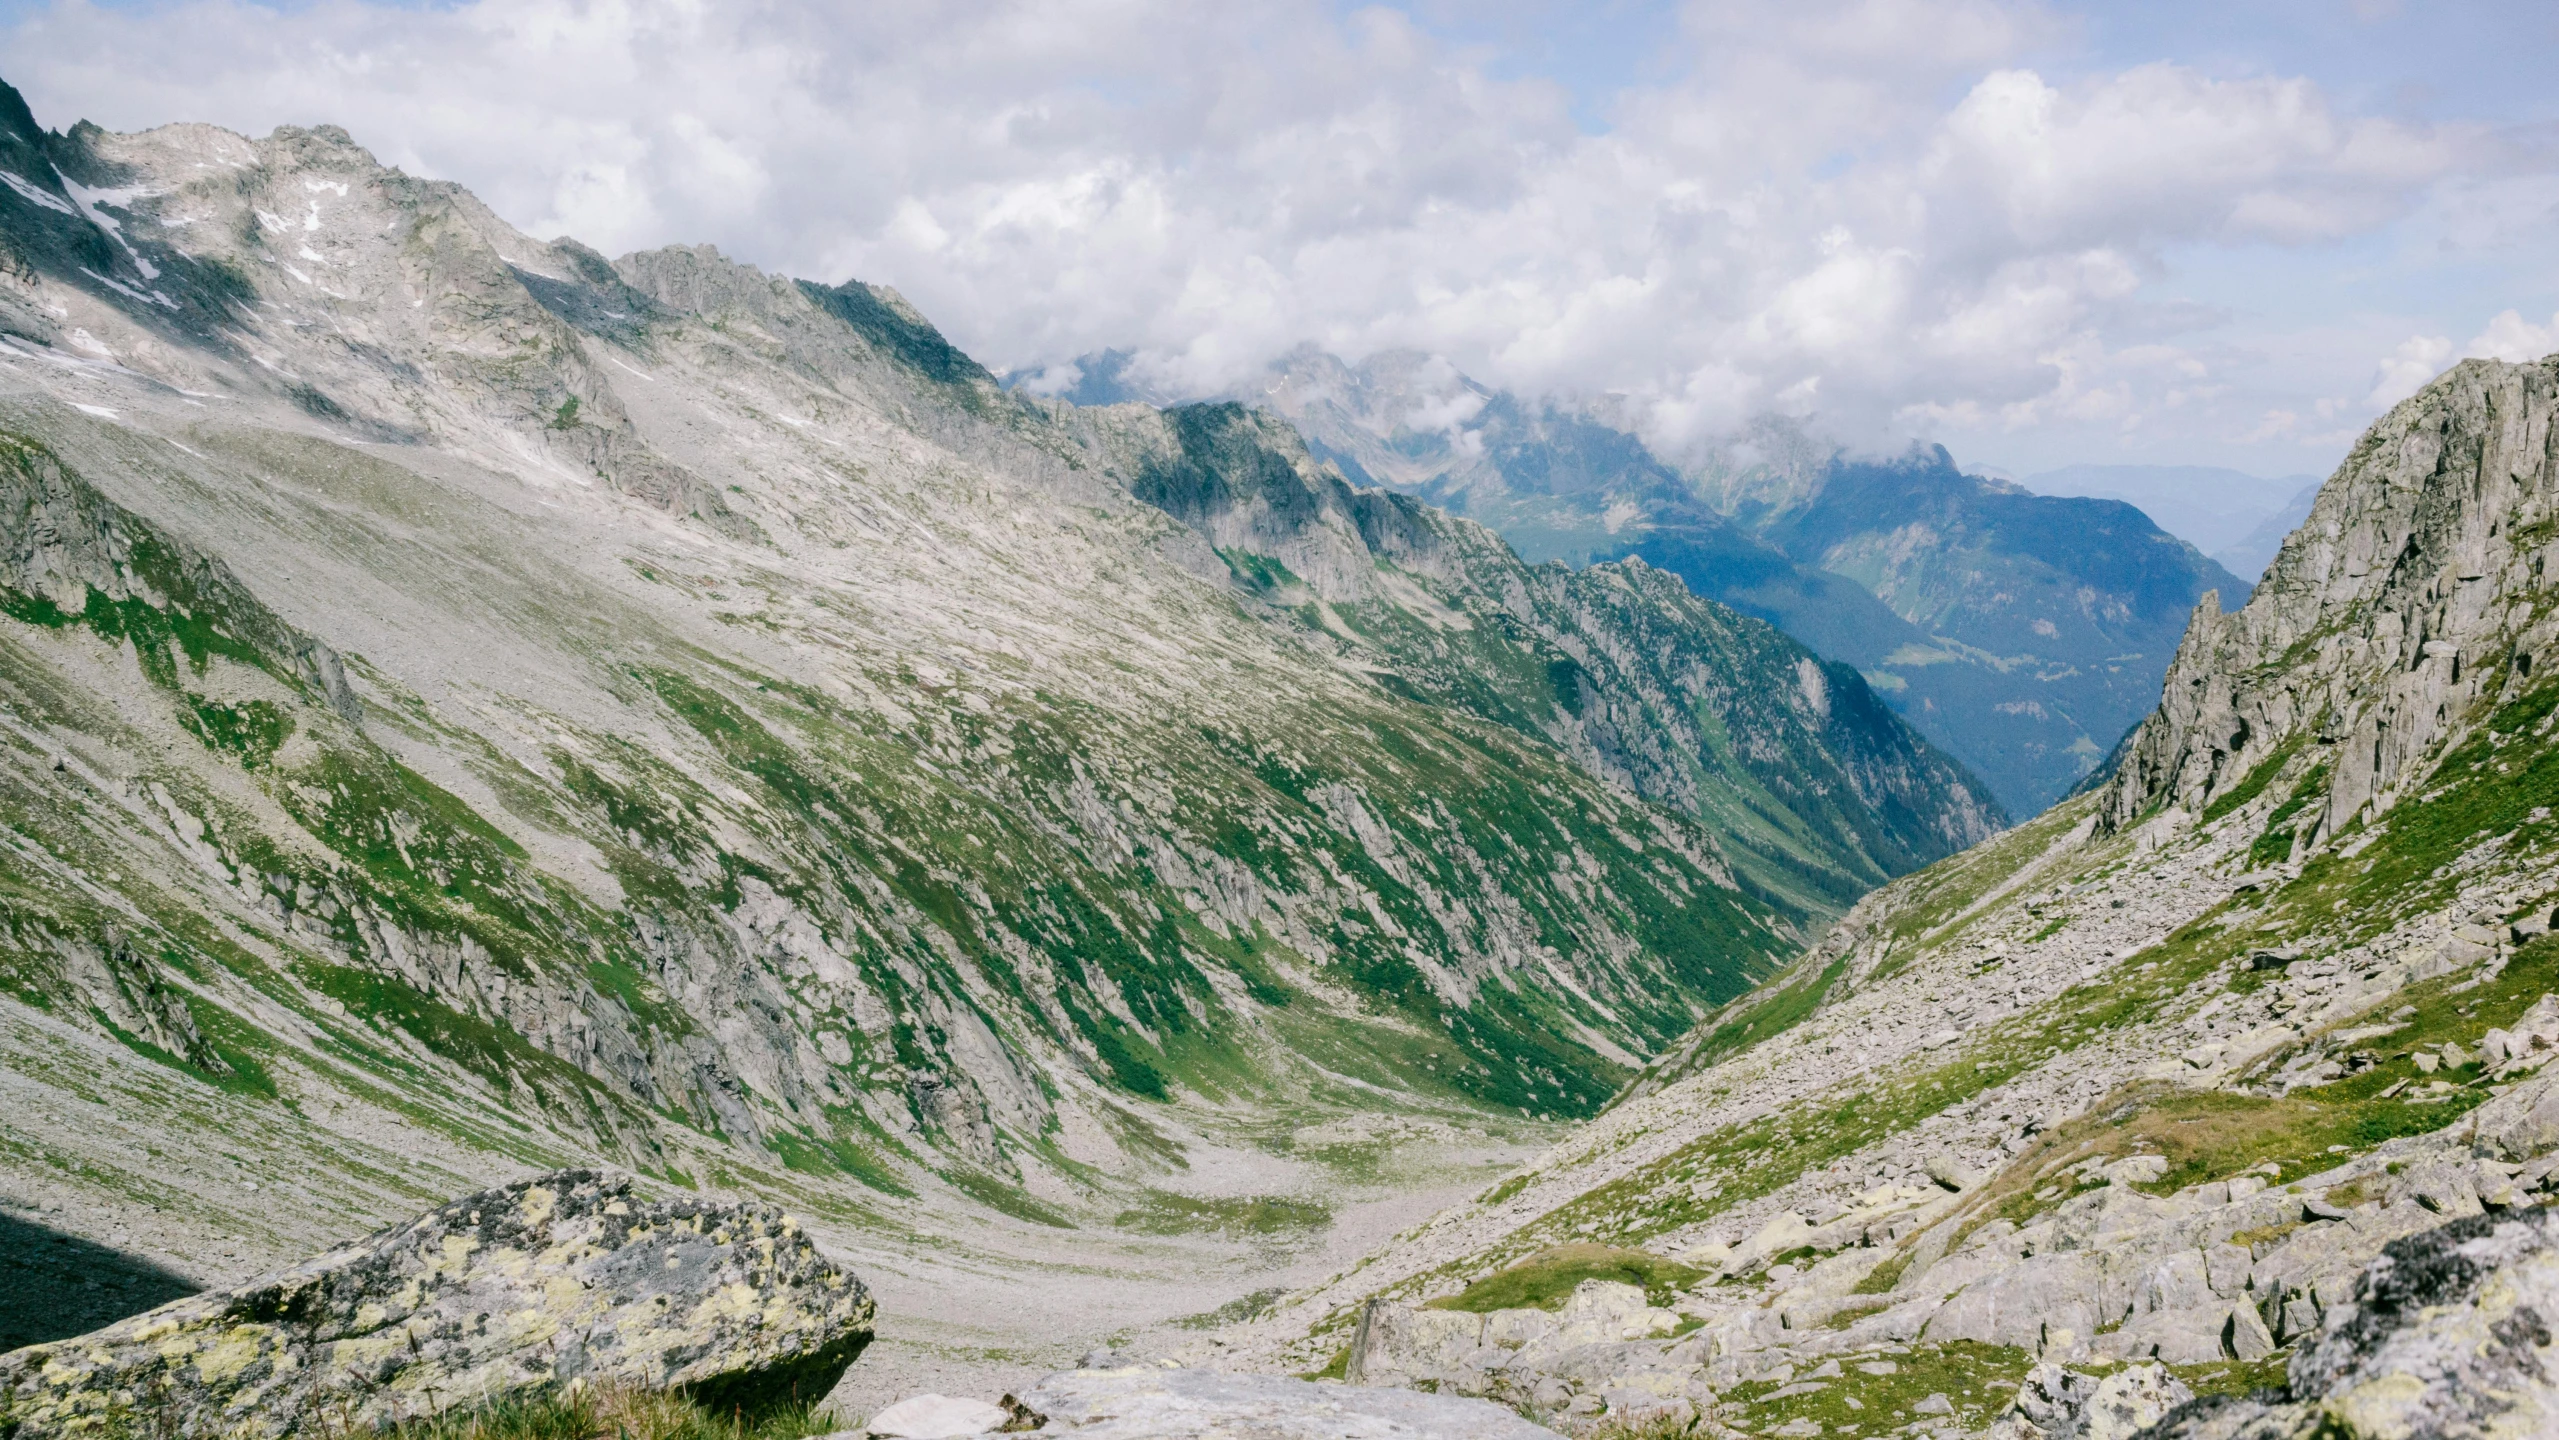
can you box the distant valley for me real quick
[1039,348,2252,817]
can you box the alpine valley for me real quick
[0,78,1997,1414]
[11,72,2559,1440]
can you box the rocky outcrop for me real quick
[2106,356,2559,843]
[0,433,361,722]
[0,1170,873,1438]
[2142,1206,2559,1440]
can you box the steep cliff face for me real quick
[1231,356,2559,1437]
[2107,356,2559,860]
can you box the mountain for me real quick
[1234,349,2244,817]
[1721,443,2256,815]
[0,75,1995,1357]
[2020,464,2319,570]
[1228,352,2559,1435]
[2211,478,2323,580]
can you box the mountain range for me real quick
[1210,348,2248,817]
[9,66,2559,1440]
[0,72,1998,1380]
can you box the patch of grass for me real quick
[766,1110,915,1199]
[1849,1248,1915,1296]
[182,697,292,766]
[2203,737,2305,824]
[1172,1286,1287,1330]
[1720,1341,2032,1436]
[1423,1244,1703,1313]
[371,1382,840,1440]
[1115,1191,1328,1237]
[1299,1344,1352,1382]
[2170,1355,2291,1400]
[2271,678,2559,939]
[1653,955,1848,1087]
[946,1165,1076,1229]
[2249,763,2328,868]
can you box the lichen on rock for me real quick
[0,1169,873,1438]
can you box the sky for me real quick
[1,0,2554,477]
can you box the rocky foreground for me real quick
[15,1165,2559,1439]
[0,1170,875,1436]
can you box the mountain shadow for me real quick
[0,1210,199,1351]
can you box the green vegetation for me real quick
[1717,1341,2033,1437]
[1423,1244,1703,1313]
[2268,677,2559,941]
[1173,1286,1287,1330]
[946,1165,1076,1229]
[1115,1190,1329,1237]
[1648,955,1848,1089]
[2203,737,2305,824]
[369,1383,837,1440]
[1916,935,2559,1250]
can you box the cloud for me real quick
[2369,333,2455,407]
[2465,308,2559,364]
[0,0,2528,469]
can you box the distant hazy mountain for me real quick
[2210,479,2322,579]
[1182,350,2247,816]
[2021,464,2318,578]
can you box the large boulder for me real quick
[0,1169,873,1438]
[2140,1205,2559,1439]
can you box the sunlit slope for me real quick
[1249,354,2559,1370]
[0,76,1972,1265]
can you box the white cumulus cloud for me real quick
[0,0,2538,471]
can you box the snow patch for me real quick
[54,169,160,280]
[72,404,120,420]
[255,209,290,231]
[303,180,349,197]
[0,169,78,216]
[77,267,175,309]
[607,356,654,381]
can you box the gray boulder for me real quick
[0,1170,873,1438]
[2140,1205,2559,1439]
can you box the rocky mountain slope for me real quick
[1225,351,2559,1436]
[1229,348,2242,817]
[0,74,1997,1389]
